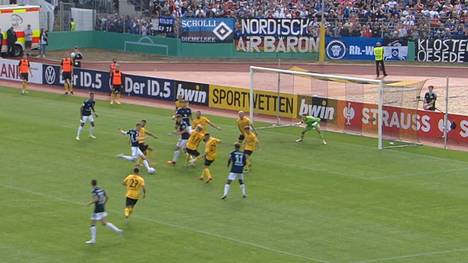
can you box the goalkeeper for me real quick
[295,115,327,145]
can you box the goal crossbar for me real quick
[249,66,411,150]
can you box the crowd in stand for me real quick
[96,14,154,35]
[96,0,468,40]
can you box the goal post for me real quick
[249,66,426,149]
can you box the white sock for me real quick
[89,126,94,136]
[143,159,150,170]
[223,184,230,196]
[172,150,180,162]
[90,225,96,241]
[106,222,121,233]
[77,126,83,137]
[122,155,135,161]
[240,184,246,196]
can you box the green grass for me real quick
[1,87,468,263]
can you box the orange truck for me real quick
[0,5,40,56]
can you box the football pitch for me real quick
[2,86,468,263]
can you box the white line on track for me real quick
[350,247,468,263]
[1,184,330,263]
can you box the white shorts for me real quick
[90,211,108,221]
[228,172,244,181]
[131,146,145,158]
[80,115,94,124]
[187,126,192,134]
[176,139,187,149]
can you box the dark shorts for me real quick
[112,85,122,93]
[139,143,149,153]
[244,150,253,156]
[20,73,28,81]
[186,148,200,157]
[204,158,214,166]
[25,41,32,49]
[126,197,138,207]
[238,134,245,141]
[62,72,72,80]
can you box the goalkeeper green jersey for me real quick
[305,116,321,127]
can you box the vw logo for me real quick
[44,66,56,84]
[326,40,346,60]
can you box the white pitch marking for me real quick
[0,184,330,263]
[350,247,468,263]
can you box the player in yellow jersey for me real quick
[200,133,221,183]
[243,126,259,172]
[122,168,146,224]
[192,111,221,134]
[186,125,205,166]
[137,120,158,166]
[237,111,255,143]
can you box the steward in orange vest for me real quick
[61,54,74,95]
[110,64,123,105]
[18,55,31,95]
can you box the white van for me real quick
[0,5,40,56]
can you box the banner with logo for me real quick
[298,96,468,146]
[42,64,176,101]
[326,37,382,60]
[209,85,297,118]
[174,81,209,106]
[0,58,42,84]
[42,64,110,91]
[180,18,234,43]
[236,18,319,53]
[152,16,174,33]
[415,39,468,63]
[383,38,408,61]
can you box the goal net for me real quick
[249,66,426,149]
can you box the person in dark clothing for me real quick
[71,46,83,68]
[0,28,3,57]
[7,27,17,57]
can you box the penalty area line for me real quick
[350,247,468,263]
[0,184,330,263]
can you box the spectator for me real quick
[40,28,48,58]
[24,24,33,56]
[7,27,17,57]
[95,0,468,40]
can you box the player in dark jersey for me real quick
[86,179,123,245]
[175,102,193,133]
[221,143,247,199]
[76,92,98,141]
[167,114,191,166]
[118,123,156,174]
[424,85,437,111]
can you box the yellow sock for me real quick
[200,169,206,180]
[246,158,252,169]
[205,168,212,180]
[110,93,115,103]
[116,93,121,103]
[124,208,129,217]
[128,207,133,215]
